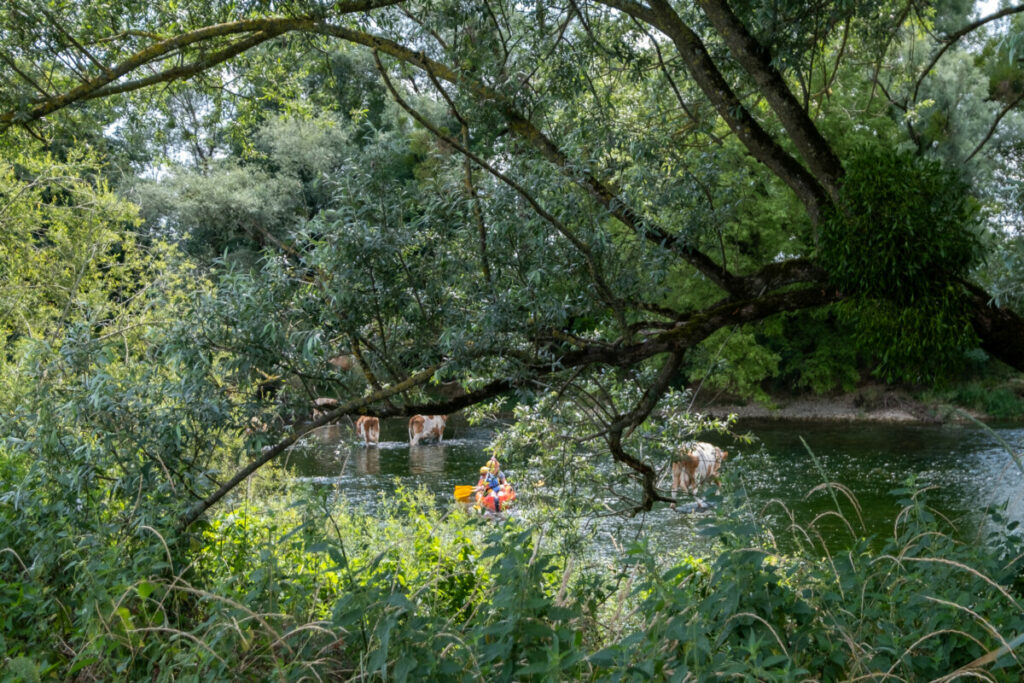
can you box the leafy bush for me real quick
[587,480,1024,681]
[685,327,781,403]
[5,466,1024,681]
[819,145,982,305]
[756,308,865,395]
[818,144,983,383]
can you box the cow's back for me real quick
[356,416,380,445]
[689,442,720,482]
[408,414,446,445]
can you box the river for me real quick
[284,417,1024,553]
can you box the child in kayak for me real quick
[487,456,507,485]
[475,465,504,511]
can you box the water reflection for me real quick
[349,446,381,475]
[287,417,1024,551]
[287,419,490,512]
[408,443,446,474]
[735,420,1024,547]
[304,423,345,444]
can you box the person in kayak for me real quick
[486,456,507,486]
[475,465,504,511]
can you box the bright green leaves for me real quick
[818,144,982,382]
[0,145,150,349]
[686,328,781,403]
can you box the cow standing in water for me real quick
[672,442,728,495]
[408,415,447,446]
[355,416,380,446]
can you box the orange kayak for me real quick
[475,483,516,512]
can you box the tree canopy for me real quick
[2,0,1024,516]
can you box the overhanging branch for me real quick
[599,0,831,220]
[0,0,407,131]
[606,351,684,512]
[177,363,438,530]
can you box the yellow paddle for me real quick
[454,485,476,502]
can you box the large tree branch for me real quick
[0,1,406,132]
[691,0,844,200]
[495,284,846,379]
[177,363,439,531]
[599,0,831,220]
[1,19,299,130]
[963,283,1024,372]
[80,31,285,102]
[313,23,742,295]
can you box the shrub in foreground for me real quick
[3,481,1023,681]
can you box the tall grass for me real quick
[3,459,1024,680]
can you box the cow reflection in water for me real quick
[306,424,381,474]
[308,423,344,443]
[308,422,446,474]
[349,445,380,475]
[408,442,446,474]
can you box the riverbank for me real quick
[696,384,992,424]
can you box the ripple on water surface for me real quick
[283,418,1024,551]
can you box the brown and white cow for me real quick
[672,442,728,495]
[408,414,447,446]
[355,415,380,446]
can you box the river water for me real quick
[284,417,1024,552]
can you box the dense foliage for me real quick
[818,144,983,381]
[4,477,1023,680]
[820,144,982,305]
[2,0,1024,679]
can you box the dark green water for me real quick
[731,420,1024,547]
[285,417,1024,551]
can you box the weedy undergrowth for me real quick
[4,447,1024,681]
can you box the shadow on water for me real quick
[283,416,1024,553]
